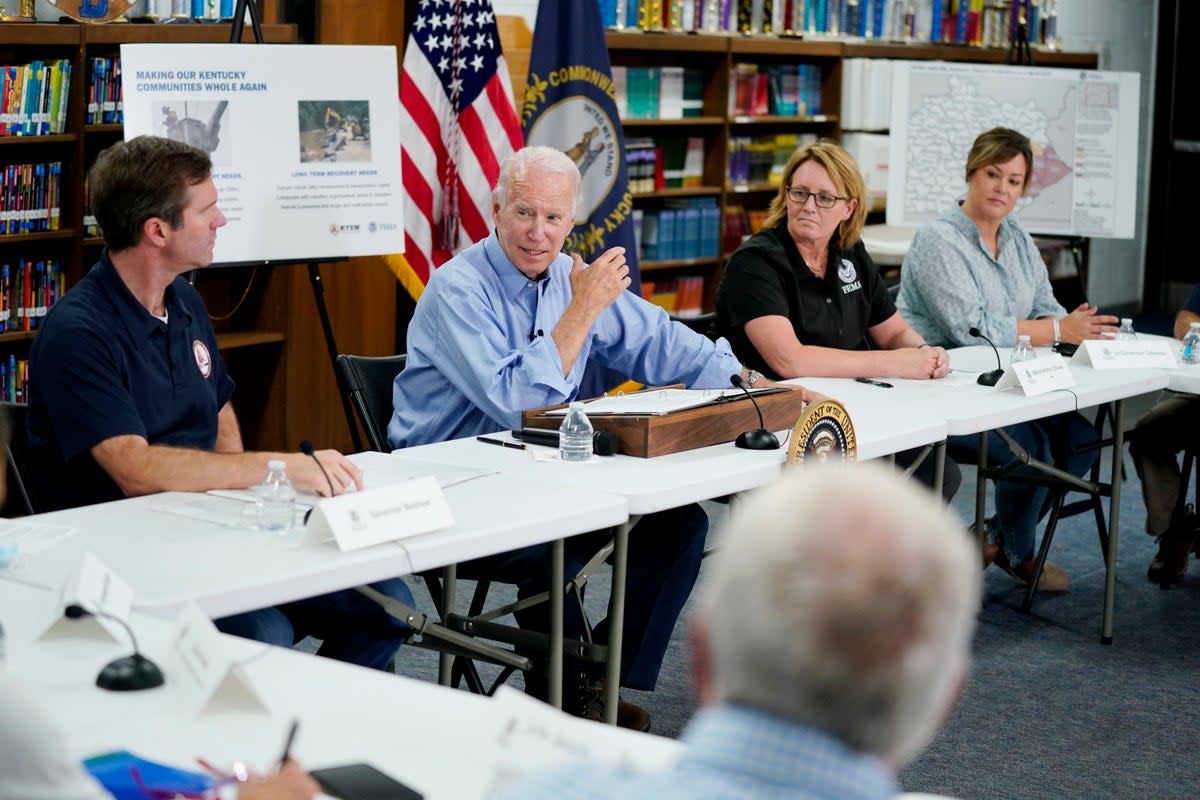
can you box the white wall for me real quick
[1057,0,1157,311]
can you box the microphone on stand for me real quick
[968,327,1005,387]
[64,604,164,692]
[300,439,336,497]
[511,428,621,456]
[729,374,780,450]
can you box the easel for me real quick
[223,0,363,451]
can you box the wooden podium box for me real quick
[521,389,810,458]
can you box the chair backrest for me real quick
[670,311,718,341]
[2,401,41,515]
[334,354,407,453]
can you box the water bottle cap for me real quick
[1018,335,1031,342]
[1192,322,1200,329]
[267,459,286,470]
[1121,318,1132,326]
[568,401,584,410]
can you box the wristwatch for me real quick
[1052,317,1062,345]
[746,369,762,388]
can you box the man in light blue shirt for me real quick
[498,463,980,799]
[388,146,803,728]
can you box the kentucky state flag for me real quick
[522,0,641,395]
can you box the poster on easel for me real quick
[120,44,404,264]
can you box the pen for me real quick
[855,377,894,389]
[279,719,299,765]
[476,435,527,450]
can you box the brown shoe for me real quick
[995,551,1070,592]
[1148,527,1197,587]
[574,683,651,732]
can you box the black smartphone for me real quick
[1052,341,1079,357]
[311,763,423,800]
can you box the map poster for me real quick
[887,62,1141,239]
[120,44,404,264]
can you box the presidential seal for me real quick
[787,400,857,466]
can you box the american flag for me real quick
[391,0,523,300]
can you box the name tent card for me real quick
[995,353,1076,396]
[38,552,133,643]
[1073,339,1178,370]
[170,603,269,716]
[303,477,453,552]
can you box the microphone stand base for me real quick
[976,369,1005,387]
[97,653,165,692]
[735,429,781,450]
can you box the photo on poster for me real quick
[156,99,233,166]
[298,100,372,164]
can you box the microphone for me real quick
[511,427,621,456]
[64,603,165,692]
[300,439,336,497]
[968,327,1005,387]
[729,374,780,450]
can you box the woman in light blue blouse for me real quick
[897,127,1119,591]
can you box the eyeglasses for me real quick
[785,188,849,209]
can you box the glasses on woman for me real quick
[786,188,849,209]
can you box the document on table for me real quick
[480,686,682,797]
[547,387,781,416]
[205,457,495,506]
[0,518,78,569]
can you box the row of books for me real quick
[626,137,706,193]
[1,356,29,404]
[728,133,817,188]
[600,0,1061,47]
[87,57,123,125]
[722,204,774,253]
[641,275,706,317]
[0,259,66,333]
[613,66,704,120]
[633,198,721,262]
[1,60,72,137]
[730,63,824,118]
[0,162,63,236]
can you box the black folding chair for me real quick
[333,354,614,699]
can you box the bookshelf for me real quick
[0,21,295,451]
[605,30,1098,313]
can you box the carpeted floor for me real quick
[379,388,1200,799]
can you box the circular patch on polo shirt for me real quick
[837,258,857,284]
[193,339,212,379]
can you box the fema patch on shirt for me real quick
[193,339,212,379]
[838,258,862,295]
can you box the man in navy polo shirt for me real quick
[26,135,413,672]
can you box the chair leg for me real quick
[1022,490,1067,613]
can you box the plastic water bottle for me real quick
[558,402,594,462]
[1117,318,1136,340]
[1010,334,1036,364]
[1183,322,1200,366]
[256,460,296,533]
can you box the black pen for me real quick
[476,436,527,450]
[855,377,894,389]
[279,718,299,764]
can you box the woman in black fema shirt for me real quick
[715,139,960,502]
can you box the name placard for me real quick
[1073,339,1178,369]
[995,353,1076,396]
[170,603,270,716]
[38,552,132,643]
[303,476,454,552]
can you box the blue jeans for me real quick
[460,503,707,700]
[949,412,1099,564]
[214,578,414,671]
